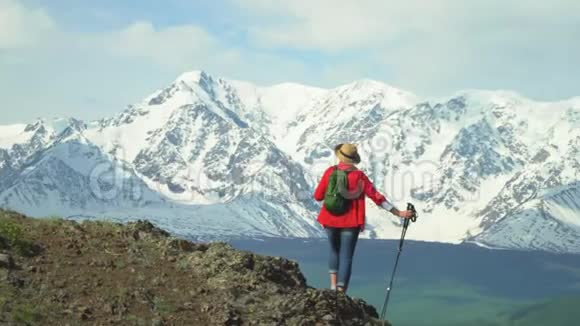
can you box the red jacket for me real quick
[314,162,387,230]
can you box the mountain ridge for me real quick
[1,70,579,253]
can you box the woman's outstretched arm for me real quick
[363,173,414,218]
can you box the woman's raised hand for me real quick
[395,209,415,219]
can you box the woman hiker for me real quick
[313,143,414,293]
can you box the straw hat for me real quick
[334,143,361,164]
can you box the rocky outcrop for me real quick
[0,210,384,325]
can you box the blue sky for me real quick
[1,0,579,124]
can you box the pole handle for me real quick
[407,203,418,222]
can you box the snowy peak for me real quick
[459,89,529,106]
[0,117,88,179]
[0,118,73,150]
[326,79,419,112]
[0,136,167,218]
[225,80,326,142]
[0,124,32,149]
[25,117,84,135]
[260,84,325,120]
[335,79,419,105]
[284,79,421,166]
[174,70,210,84]
[141,71,250,130]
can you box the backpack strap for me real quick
[335,165,357,172]
[330,165,338,175]
[344,166,357,173]
[333,165,357,178]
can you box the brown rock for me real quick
[78,306,92,320]
[0,253,14,269]
[26,265,37,273]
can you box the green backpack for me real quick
[324,166,355,216]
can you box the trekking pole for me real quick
[379,203,418,324]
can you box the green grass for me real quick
[0,283,15,309]
[153,297,177,315]
[346,280,511,325]
[0,217,23,245]
[40,215,65,221]
[297,262,578,326]
[543,261,580,278]
[177,257,192,271]
[351,280,580,326]
[504,296,580,326]
[12,304,43,325]
[0,216,36,256]
[387,283,523,326]
[125,314,148,326]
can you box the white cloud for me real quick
[235,0,468,51]
[234,0,580,99]
[236,0,580,52]
[236,0,392,50]
[0,1,316,124]
[0,0,56,48]
[98,21,219,68]
[88,21,312,80]
[1,0,578,126]
[0,1,231,70]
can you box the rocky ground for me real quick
[0,209,387,325]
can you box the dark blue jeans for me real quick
[325,227,360,290]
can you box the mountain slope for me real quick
[470,111,580,252]
[2,72,322,240]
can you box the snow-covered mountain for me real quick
[1,70,579,253]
